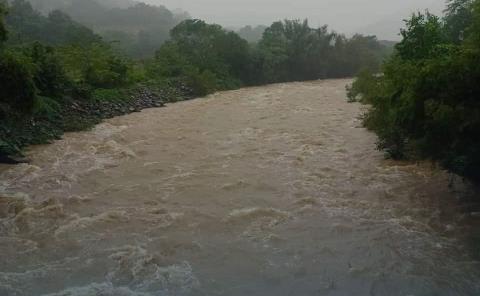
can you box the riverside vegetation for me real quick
[348,0,480,183]
[0,0,390,162]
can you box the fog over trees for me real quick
[28,0,446,41]
[144,0,445,40]
[24,0,190,57]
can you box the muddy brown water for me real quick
[0,79,479,296]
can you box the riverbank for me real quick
[0,85,193,163]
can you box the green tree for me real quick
[26,42,69,98]
[151,19,251,93]
[169,20,233,77]
[396,12,446,60]
[465,0,480,45]
[0,51,37,114]
[350,1,480,182]
[58,43,129,88]
[0,1,7,43]
[256,19,385,83]
[444,0,474,43]
[257,21,289,82]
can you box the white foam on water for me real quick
[225,207,292,242]
[106,245,200,295]
[225,207,291,224]
[40,282,152,296]
[54,210,130,238]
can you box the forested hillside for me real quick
[25,0,189,58]
[349,0,480,182]
[5,0,102,45]
[31,0,137,12]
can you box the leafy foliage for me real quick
[444,0,474,43]
[0,1,7,42]
[146,18,390,95]
[255,20,390,84]
[350,0,480,181]
[395,12,447,60]
[147,19,251,95]
[26,42,69,98]
[0,50,37,115]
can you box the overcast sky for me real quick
[144,0,445,40]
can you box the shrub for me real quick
[346,69,380,103]
[33,95,61,119]
[350,2,480,182]
[185,68,218,97]
[58,44,130,89]
[26,42,69,99]
[92,88,128,102]
[0,50,36,115]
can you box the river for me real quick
[0,79,479,296]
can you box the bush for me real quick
[84,56,129,88]
[92,88,128,102]
[0,50,37,115]
[26,42,69,99]
[148,41,218,96]
[33,95,61,119]
[70,83,93,100]
[147,20,250,96]
[185,68,218,96]
[346,69,380,103]
[351,1,480,182]
[58,44,130,89]
[0,2,7,43]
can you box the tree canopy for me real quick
[349,0,480,182]
[147,18,389,95]
[0,2,7,42]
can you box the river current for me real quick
[0,79,479,295]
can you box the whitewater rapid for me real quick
[0,79,479,295]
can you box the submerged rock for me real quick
[0,154,29,165]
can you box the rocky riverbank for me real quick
[0,86,190,163]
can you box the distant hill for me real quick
[24,0,190,58]
[30,0,137,13]
[26,0,187,29]
[5,0,102,46]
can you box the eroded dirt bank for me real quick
[0,79,479,296]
